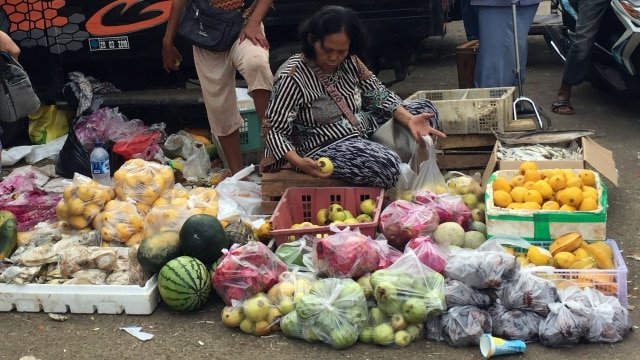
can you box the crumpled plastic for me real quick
[496,270,559,316]
[445,279,492,309]
[425,305,493,347]
[538,287,593,347]
[489,302,543,342]
[405,236,448,273]
[444,248,518,289]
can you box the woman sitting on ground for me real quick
[260,5,445,189]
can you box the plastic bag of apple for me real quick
[211,241,288,304]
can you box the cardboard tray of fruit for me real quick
[485,169,607,241]
[270,187,384,246]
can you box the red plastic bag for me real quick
[379,199,440,250]
[405,236,448,273]
[112,131,161,160]
[313,226,380,279]
[413,191,472,230]
[211,241,287,305]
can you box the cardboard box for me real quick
[482,136,618,188]
[485,169,608,241]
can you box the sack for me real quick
[28,105,72,144]
[178,0,243,52]
[0,52,41,123]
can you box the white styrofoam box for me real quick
[0,275,159,315]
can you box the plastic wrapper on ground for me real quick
[380,199,439,250]
[444,249,518,289]
[211,241,287,305]
[425,305,492,347]
[445,279,492,309]
[489,303,542,342]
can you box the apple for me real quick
[394,330,412,347]
[359,199,377,216]
[356,213,373,223]
[317,157,334,174]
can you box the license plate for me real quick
[88,36,130,51]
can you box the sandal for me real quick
[551,99,575,115]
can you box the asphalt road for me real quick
[2,19,639,360]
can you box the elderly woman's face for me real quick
[312,30,350,73]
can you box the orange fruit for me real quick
[579,197,598,211]
[562,169,576,179]
[547,174,567,192]
[510,186,528,203]
[566,177,583,188]
[521,201,542,210]
[563,187,584,207]
[579,170,596,187]
[510,175,526,188]
[507,202,522,210]
[582,186,598,200]
[524,181,536,190]
[542,201,560,210]
[519,161,537,176]
[524,169,541,183]
[493,190,513,208]
[533,180,554,199]
[524,189,543,205]
[560,204,577,212]
[492,176,512,193]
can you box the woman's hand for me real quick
[407,113,446,145]
[161,43,182,73]
[240,22,269,49]
[294,157,333,178]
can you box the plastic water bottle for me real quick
[90,142,111,185]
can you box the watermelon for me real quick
[179,214,229,266]
[137,230,182,274]
[158,256,212,312]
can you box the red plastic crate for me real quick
[270,187,384,246]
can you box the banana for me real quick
[569,256,597,269]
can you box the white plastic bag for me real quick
[183,144,210,180]
[411,136,446,193]
[215,165,261,215]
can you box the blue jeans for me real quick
[562,0,609,86]
[474,4,539,88]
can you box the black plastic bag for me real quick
[489,303,542,342]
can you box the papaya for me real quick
[0,210,18,260]
[549,232,582,256]
[583,241,615,269]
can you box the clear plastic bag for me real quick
[412,191,472,230]
[312,226,380,279]
[411,135,446,194]
[489,303,542,342]
[445,279,492,309]
[56,173,115,230]
[538,287,593,347]
[294,278,368,349]
[215,165,261,215]
[405,236,448,273]
[372,234,403,270]
[92,199,144,246]
[582,287,631,343]
[275,237,314,267]
[112,158,175,216]
[425,305,493,347]
[221,292,279,336]
[370,250,446,323]
[183,143,211,180]
[496,270,559,316]
[357,305,422,347]
[395,162,416,201]
[211,241,288,305]
[379,199,440,250]
[444,248,518,289]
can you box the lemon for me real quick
[560,204,577,212]
[63,186,74,202]
[93,190,111,206]
[519,161,537,176]
[126,233,143,246]
[542,201,560,210]
[579,197,598,211]
[523,169,541,183]
[524,181,536,190]
[524,189,543,205]
[566,177,583,188]
[582,186,598,200]
[93,213,104,229]
[69,215,89,229]
[510,175,526,188]
[69,197,86,216]
[492,176,512,193]
[510,186,528,203]
[527,246,553,266]
[507,202,523,210]
[562,187,583,207]
[578,169,596,187]
[77,184,95,202]
[547,174,567,192]
[493,190,513,208]
[521,201,542,210]
[171,197,188,207]
[101,226,114,242]
[82,203,101,219]
[533,180,553,199]
[153,197,170,208]
[562,169,576,179]
[56,201,70,220]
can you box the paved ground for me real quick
[2,17,639,360]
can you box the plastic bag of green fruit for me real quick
[357,305,425,348]
[369,250,446,324]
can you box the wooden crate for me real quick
[261,170,350,214]
[435,134,494,171]
[456,40,479,89]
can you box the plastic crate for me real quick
[406,87,514,134]
[238,99,262,152]
[270,187,384,246]
[528,239,628,308]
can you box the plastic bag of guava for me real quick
[275,237,313,267]
[445,279,492,309]
[496,270,559,316]
[286,278,368,349]
[405,236,448,273]
[211,241,288,305]
[312,226,380,279]
[425,305,492,347]
[220,292,279,336]
[357,305,424,347]
[538,286,593,347]
[379,199,439,251]
[268,270,316,309]
[369,250,446,323]
[444,248,518,289]
[489,302,543,342]
[582,287,630,343]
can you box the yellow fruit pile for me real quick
[142,186,219,238]
[93,199,145,246]
[516,232,615,270]
[56,175,115,229]
[491,162,599,212]
[113,159,175,216]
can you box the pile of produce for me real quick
[311,227,380,278]
[56,174,115,230]
[112,159,175,216]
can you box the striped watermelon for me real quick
[158,256,212,312]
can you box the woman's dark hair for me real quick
[298,5,369,59]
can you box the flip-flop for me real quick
[551,99,575,115]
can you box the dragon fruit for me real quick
[405,236,447,273]
[380,200,440,250]
[412,191,472,230]
[314,230,380,279]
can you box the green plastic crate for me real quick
[238,100,262,152]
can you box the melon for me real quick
[433,222,466,247]
[158,256,212,311]
[137,230,182,274]
[179,214,229,266]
